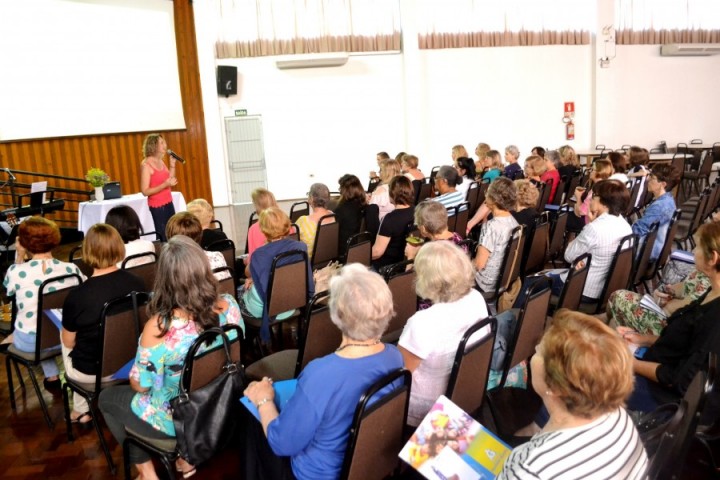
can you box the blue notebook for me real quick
[240,379,298,420]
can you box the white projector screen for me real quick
[0,0,186,142]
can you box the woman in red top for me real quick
[140,134,177,241]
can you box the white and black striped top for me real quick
[497,408,648,480]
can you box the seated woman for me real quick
[557,144,580,180]
[405,200,467,262]
[620,222,720,412]
[371,176,414,270]
[99,235,243,480]
[499,310,647,479]
[369,159,402,221]
[503,145,523,180]
[332,175,366,255]
[3,216,84,391]
[567,159,613,232]
[511,179,540,229]
[105,205,155,267]
[609,151,630,184]
[166,212,231,280]
[240,207,314,338]
[296,183,335,259]
[454,156,476,198]
[481,150,503,183]
[632,164,679,262]
[401,154,425,181]
[187,198,228,249]
[399,241,490,426]
[473,142,491,174]
[61,224,145,424]
[242,264,403,480]
[451,144,468,162]
[540,154,561,202]
[474,178,519,293]
[246,188,278,263]
[525,155,547,186]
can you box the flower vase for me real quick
[95,186,104,202]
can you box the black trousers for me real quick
[239,407,296,480]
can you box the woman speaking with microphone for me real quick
[140,133,178,242]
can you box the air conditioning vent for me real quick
[275,53,349,69]
[660,43,720,56]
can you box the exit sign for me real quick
[235,109,247,116]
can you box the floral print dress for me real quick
[129,294,242,436]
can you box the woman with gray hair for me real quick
[405,200,467,262]
[399,241,490,426]
[243,264,404,479]
[504,145,523,180]
[296,182,335,258]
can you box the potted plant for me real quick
[86,167,109,201]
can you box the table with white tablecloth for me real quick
[77,192,186,236]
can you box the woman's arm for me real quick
[633,358,660,382]
[372,235,391,260]
[398,345,422,373]
[244,378,279,435]
[61,328,76,349]
[140,162,176,197]
[474,245,491,270]
[130,315,165,393]
[467,203,490,232]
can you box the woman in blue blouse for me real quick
[631,163,679,261]
[99,236,243,480]
[243,264,404,480]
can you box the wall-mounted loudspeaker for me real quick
[217,65,237,97]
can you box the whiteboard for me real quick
[0,0,186,141]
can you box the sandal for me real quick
[176,459,196,479]
[70,411,92,425]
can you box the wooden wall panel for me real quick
[0,1,212,228]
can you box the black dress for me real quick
[333,199,364,254]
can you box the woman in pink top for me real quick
[140,134,177,241]
[246,188,277,262]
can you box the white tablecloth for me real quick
[77,192,186,235]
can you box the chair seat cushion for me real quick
[242,310,300,329]
[65,376,127,393]
[245,349,298,381]
[125,427,177,452]
[7,344,61,362]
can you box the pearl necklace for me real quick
[336,340,381,352]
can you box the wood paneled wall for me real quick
[0,1,212,227]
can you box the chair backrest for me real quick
[466,181,481,214]
[625,178,643,217]
[267,250,310,317]
[534,182,547,210]
[381,267,417,344]
[367,177,381,194]
[551,176,566,205]
[493,225,525,296]
[671,153,686,177]
[548,205,570,260]
[311,213,340,269]
[429,166,441,191]
[209,219,223,231]
[445,317,496,415]
[699,150,714,176]
[344,231,372,267]
[500,279,551,387]
[633,222,660,286]
[363,204,380,237]
[180,325,243,393]
[290,201,310,222]
[295,292,340,375]
[69,244,93,277]
[688,190,711,237]
[450,202,470,238]
[213,266,237,299]
[539,179,553,208]
[205,238,236,269]
[653,210,681,275]
[476,182,490,211]
[122,252,158,292]
[36,273,83,353]
[244,211,258,254]
[340,369,411,480]
[99,292,151,381]
[595,234,636,314]
[648,369,708,480]
[411,179,423,205]
[565,170,582,197]
[555,253,591,311]
[521,215,549,276]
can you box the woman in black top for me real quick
[371,176,414,270]
[333,174,367,255]
[511,179,540,229]
[620,222,720,412]
[61,224,145,423]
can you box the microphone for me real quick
[167,149,186,165]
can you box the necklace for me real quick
[336,340,380,352]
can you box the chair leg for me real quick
[26,365,54,429]
[158,453,176,480]
[123,438,133,480]
[92,402,117,474]
[62,383,74,442]
[5,356,16,410]
[13,361,25,389]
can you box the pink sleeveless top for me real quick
[146,162,172,208]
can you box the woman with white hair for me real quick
[398,241,490,426]
[296,183,335,258]
[243,264,404,479]
[187,198,227,248]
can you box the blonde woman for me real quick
[140,133,177,242]
[402,154,425,181]
[451,145,468,162]
[568,159,614,231]
[369,159,401,221]
[247,188,278,261]
[187,198,227,249]
[481,150,504,183]
[557,144,580,179]
[474,142,491,173]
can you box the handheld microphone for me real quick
[167,149,186,165]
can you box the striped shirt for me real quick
[498,408,647,480]
[432,190,466,215]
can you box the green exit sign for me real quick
[234,109,247,116]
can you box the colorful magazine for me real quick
[399,395,511,479]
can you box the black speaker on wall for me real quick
[217,65,237,97]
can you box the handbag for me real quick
[171,327,246,466]
[634,403,683,458]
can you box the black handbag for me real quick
[171,327,246,466]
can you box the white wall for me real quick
[194,3,720,204]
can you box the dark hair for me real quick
[608,151,627,174]
[389,176,414,206]
[628,146,649,168]
[105,205,144,243]
[149,236,220,338]
[532,146,546,158]
[338,174,367,206]
[456,157,476,180]
[592,180,629,216]
[651,164,681,192]
[438,165,462,187]
[18,216,61,254]
[166,212,203,244]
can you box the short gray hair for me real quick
[329,264,395,341]
[308,183,330,208]
[415,201,449,235]
[505,145,520,160]
[438,165,461,187]
[414,241,474,304]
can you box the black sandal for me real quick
[70,411,92,425]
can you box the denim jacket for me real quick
[632,192,676,260]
